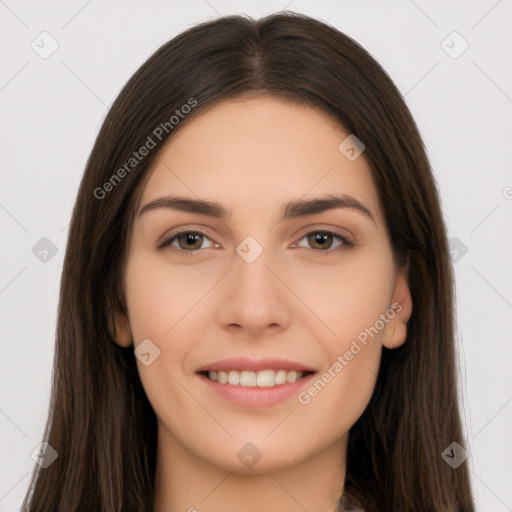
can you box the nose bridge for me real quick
[233,234,279,304]
[216,234,291,333]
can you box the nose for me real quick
[216,243,292,338]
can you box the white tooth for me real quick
[275,370,287,385]
[256,370,276,387]
[228,370,240,385]
[210,369,306,387]
[286,370,298,383]
[239,371,257,386]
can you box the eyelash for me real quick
[157,228,355,255]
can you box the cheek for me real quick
[124,253,202,384]
[124,252,210,340]
[291,248,394,413]
[288,246,395,346]
[124,255,198,419]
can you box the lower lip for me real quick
[197,373,316,408]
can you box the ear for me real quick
[108,310,132,347]
[382,260,413,349]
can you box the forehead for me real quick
[139,96,382,225]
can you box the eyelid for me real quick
[157,224,355,253]
[156,225,214,248]
[294,223,355,243]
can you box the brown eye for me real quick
[176,232,204,250]
[295,230,354,252]
[308,232,334,250]
[158,230,214,251]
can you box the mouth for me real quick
[195,357,317,407]
[198,369,315,387]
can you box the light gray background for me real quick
[1,1,511,510]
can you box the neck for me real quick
[153,422,347,512]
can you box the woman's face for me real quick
[113,95,411,474]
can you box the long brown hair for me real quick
[22,12,474,511]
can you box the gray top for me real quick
[336,493,365,511]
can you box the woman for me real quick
[22,12,474,511]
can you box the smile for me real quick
[195,356,317,407]
[201,369,312,387]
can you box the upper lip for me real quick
[196,356,317,373]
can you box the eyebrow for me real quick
[137,193,375,224]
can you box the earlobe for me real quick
[382,261,413,349]
[109,311,133,347]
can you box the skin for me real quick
[112,96,412,512]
